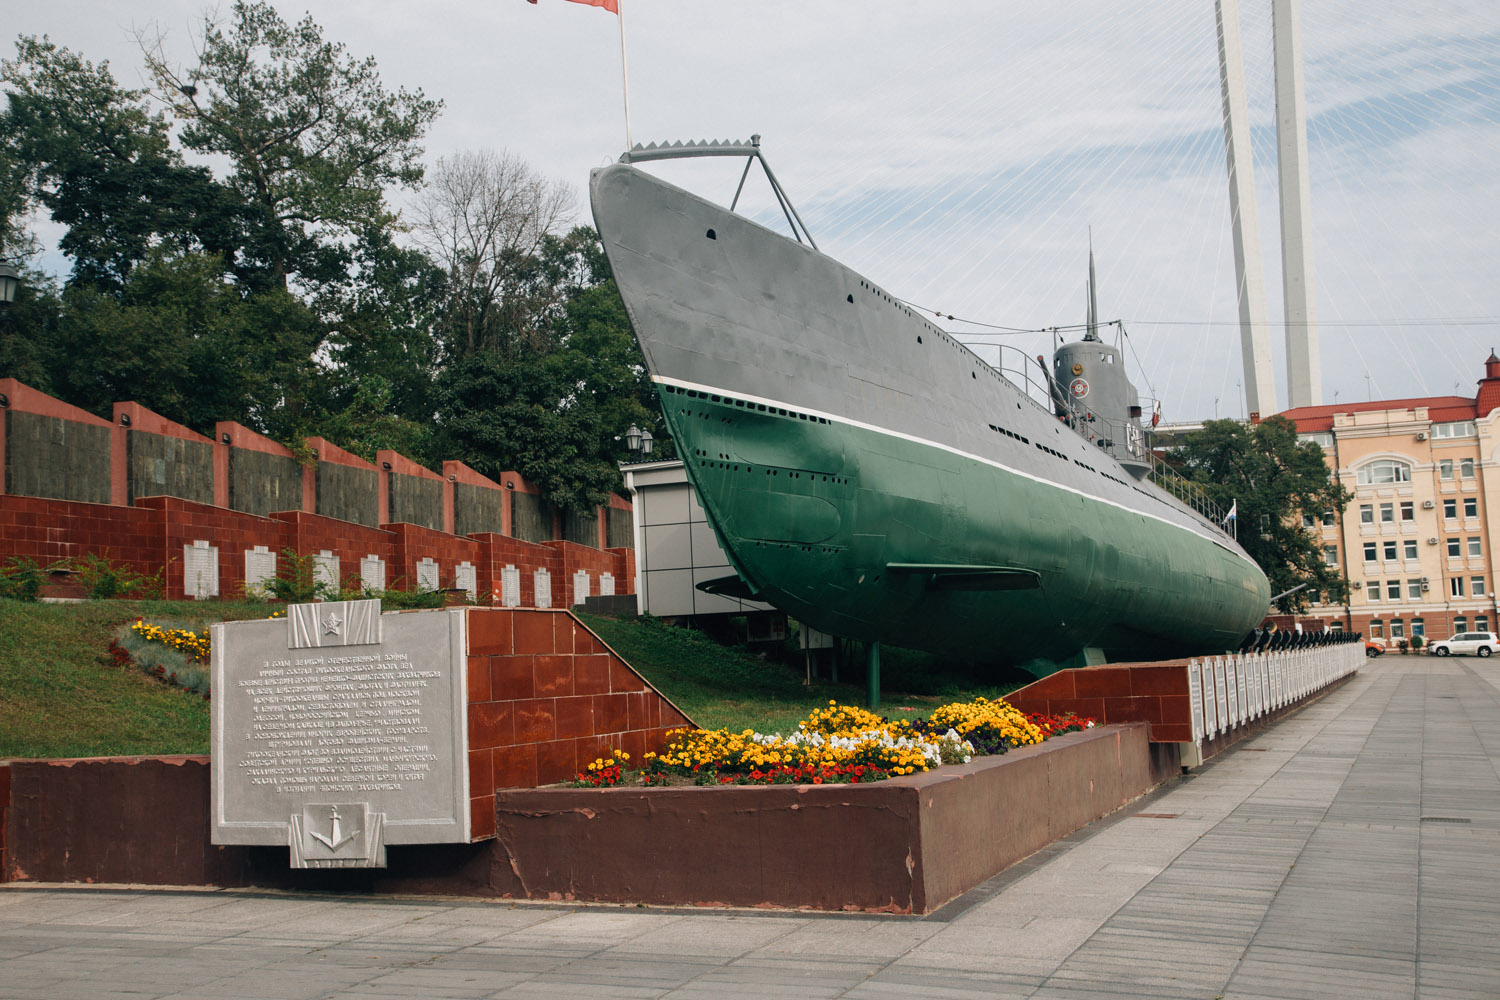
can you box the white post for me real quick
[617,0,632,151]
[1274,0,1321,408]
[1214,0,1277,418]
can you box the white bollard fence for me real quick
[1186,640,1363,748]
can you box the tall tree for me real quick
[413,148,574,357]
[139,2,442,291]
[1170,416,1351,613]
[1,36,238,289]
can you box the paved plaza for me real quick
[3,653,1497,999]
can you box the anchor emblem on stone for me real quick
[309,805,361,852]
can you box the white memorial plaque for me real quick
[1248,658,1261,718]
[361,554,386,592]
[212,601,471,867]
[534,568,551,608]
[573,570,590,606]
[1202,659,1218,739]
[501,565,521,608]
[600,572,615,597]
[1214,658,1229,732]
[1225,658,1239,727]
[416,558,440,592]
[184,540,219,599]
[245,546,276,592]
[313,550,340,593]
[454,561,477,601]
[1187,660,1204,743]
[1235,659,1248,724]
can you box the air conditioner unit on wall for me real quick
[1352,581,1363,589]
[1422,500,1436,509]
[1421,583,1431,591]
[1421,576,1430,583]
[1428,537,1440,545]
[1417,432,1429,441]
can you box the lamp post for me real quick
[623,424,654,458]
[0,262,19,304]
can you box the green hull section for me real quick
[662,384,1269,672]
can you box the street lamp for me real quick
[623,424,654,458]
[0,263,19,304]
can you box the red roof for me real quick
[1280,396,1475,432]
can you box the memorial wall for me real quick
[0,380,635,604]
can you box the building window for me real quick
[1323,546,1338,567]
[1454,616,1467,634]
[1380,503,1395,523]
[1472,576,1486,597]
[1451,576,1466,598]
[1330,621,1344,632]
[1468,537,1483,557]
[1412,618,1425,637]
[1383,541,1399,561]
[1392,619,1406,639]
[1400,501,1415,521]
[1444,499,1458,519]
[1404,539,1419,560]
[1440,459,1455,480]
[1433,421,1476,439]
[1386,580,1402,600]
[1302,513,1317,529]
[1448,538,1462,557]
[1461,458,1475,479]
[1301,431,1334,448]
[1370,619,1385,638]
[1464,497,1478,518]
[1363,542,1378,562]
[1367,582,1381,601]
[1407,579,1423,600]
[1322,510,1336,526]
[1476,615,1490,633]
[1360,504,1375,524]
[1357,460,1412,485]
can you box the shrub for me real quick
[72,551,161,600]
[0,556,45,601]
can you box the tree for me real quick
[1,36,239,290]
[139,2,442,291]
[1170,416,1350,613]
[414,148,574,357]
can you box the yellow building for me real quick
[1280,353,1500,646]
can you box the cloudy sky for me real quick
[9,0,1499,422]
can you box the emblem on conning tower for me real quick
[1070,377,1089,398]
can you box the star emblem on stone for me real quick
[322,613,343,635]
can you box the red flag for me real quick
[529,0,619,12]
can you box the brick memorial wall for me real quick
[0,381,634,604]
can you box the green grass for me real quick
[575,612,1031,733]
[0,599,272,759]
[0,601,1040,760]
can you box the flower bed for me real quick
[109,618,213,699]
[572,698,1094,787]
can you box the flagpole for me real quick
[617,0,632,151]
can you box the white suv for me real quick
[1427,632,1500,657]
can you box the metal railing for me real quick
[1147,453,1228,531]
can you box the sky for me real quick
[7,0,1500,423]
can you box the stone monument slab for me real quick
[211,600,470,866]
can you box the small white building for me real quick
[621,460,775,619]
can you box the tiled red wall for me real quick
[388,521,481,594]
[1006,660,1195,744]
[139,497,295,601]
[0,495,161,576]
[464,608,692,839]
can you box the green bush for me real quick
[72,551,162,600]
[0,557,45,601]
